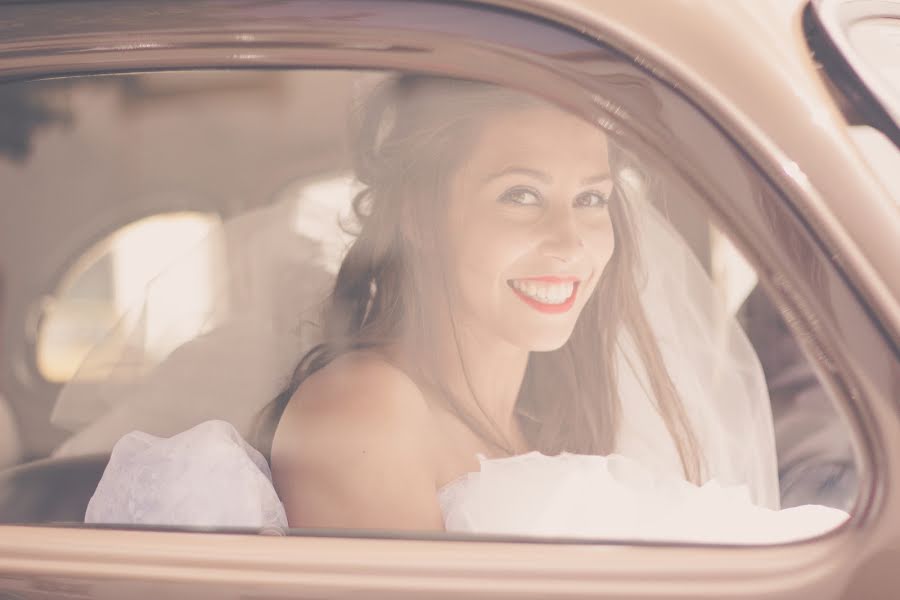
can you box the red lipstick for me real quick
[508,276,580,314]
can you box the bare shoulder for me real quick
[270,351,443,530]
[276,351,431,438]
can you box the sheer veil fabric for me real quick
[61,106,796,536]
[609,167,780,510]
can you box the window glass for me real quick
[0,70,857,543]
[812,9,900,203]
[848,18,900,107]
[37,211,220,382]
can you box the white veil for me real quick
[612,166,779,509]
[54,81,780,516]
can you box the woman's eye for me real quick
[574,190,609,209]
[498,187,541,206]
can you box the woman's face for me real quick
[445,105,616,352]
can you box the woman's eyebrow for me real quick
[481,167,611,186]
[482,166,552,184]
[581,173,612,186]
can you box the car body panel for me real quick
[0,526,861,599]
[0,1,898,599]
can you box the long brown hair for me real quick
[263,75,702,483]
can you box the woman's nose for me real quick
[539,208,584,263]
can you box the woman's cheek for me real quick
[473,214,531,255]
[462,232,529,309]
[584,223,616,261]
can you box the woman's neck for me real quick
[428,319,530,446]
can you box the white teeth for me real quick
[510,280,575,305]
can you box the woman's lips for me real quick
[507,276,580,314]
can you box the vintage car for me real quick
[0,0,899,597]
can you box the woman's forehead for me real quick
[462,106,610,180]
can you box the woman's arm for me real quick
[270,353,445,531]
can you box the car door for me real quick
[0,1,898,598]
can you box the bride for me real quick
[82,75,846,542]
[267,74,707,531]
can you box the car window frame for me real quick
[0,1,896,597]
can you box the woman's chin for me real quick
[511,327,577,353]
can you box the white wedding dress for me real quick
[86,420,846,543]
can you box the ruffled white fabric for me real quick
[439,452,847,544]
[84,420,287,532]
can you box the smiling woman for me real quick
[268,77,645,530]
[261,77,676,502]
